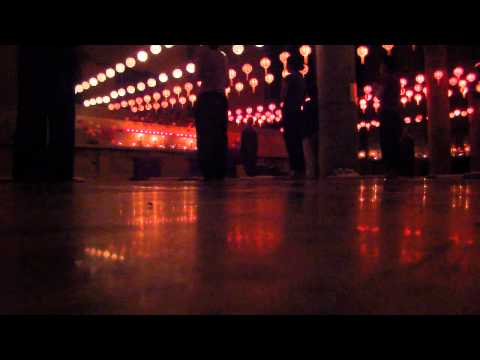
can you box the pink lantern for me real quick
[184,82,193,97]
[189,94,197,107]
[415,74,425,84]
[404,117,412,124]
[400,78,408,87]
[434,70,444,85]
[401,97,408,107]
[242,63,253,81]
[179,96,187,107]
[299,45,312,64]
[249,78,259,93]
[415,114,423,123]
[173,85,182,98]
[229,69,237,86]
[235,82,244,94]
[153,92,161,102]
[260,57,271,75]
[357,46,368,65]
[364,85,372,95]
[466,73,476,82]
[453,67,464,78]
[382,45,394,56]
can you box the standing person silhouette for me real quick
[281,55,307,178]
[192,45,229,181]
[378,59,402,178]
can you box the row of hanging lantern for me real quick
[82,62,197,108]
[356,45,416,65]
[75,45,176,95]
[227,103,283,126]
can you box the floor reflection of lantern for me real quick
[235,82,244,95]
[382,45,394,56]
[357,46,369,65]
[229,69,237,86]
[260,57,271,76]
[184,82,193,97]
[265,73,274,85]
[249,78,258,93]
[242,63,253,81]
[279,51,290,72]
[299,45,312,64]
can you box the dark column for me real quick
[13,46,77,182]
[468,92,480,173]
[315,45,358,177]
[424,46,451,175]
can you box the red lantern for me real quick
[242,64,253,81]
[415,74,425,84]
[453,67,464,78]
[449,77,458,86]
[433,70,444,85]
[466,73,476,83]
[382,45,394,56]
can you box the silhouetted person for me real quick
[192,45,228,181]
[281,55,306,178]
[240,120,258,177]
[399,127,415,177]
[378,60,402,177]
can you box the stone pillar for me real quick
[468,92,480,173]
[315,45,358,177]
[424,46,451,175]
[13,46,77,182]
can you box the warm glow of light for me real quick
[260,57,271,75]
[356,46,368,65]
[232,45,245,55]
[150,45,162,54]
[235,82,244,94]
[127,85,135,94]
[189,94,197,106]
[382,45,394,56]
[249,78,258,93]
[97,73,106,82]
[106,68,115,78]
[172,69,183,79]
[126,57,136,68]
[415,74,425,84]
[434,70,444,84]
[137,50,148,62]
[158,73,168,83]
[153,92,161,101]
[453,67,464,78]
[467,73,476,82]
[115,63,125,73]
[162,89,171,98]
[137,82,146,91]
[186,63,196,74]
[299,45,312,64]
[242,63,253,80]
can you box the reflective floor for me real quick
[1,177,480,314]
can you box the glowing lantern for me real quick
[404,117,412,124]
[400,78,407,88]
[373,101,380,113]
[232,45,245,55]
[159,73,168,83]
[184,82,194,97]
[173,85,182,98]
[415,114,423,123]
[228,69,237,86]
[128,99,135,107]
[454,109,461,117]
[145,103,152,111]
[235,82,244,94]
[147,78,157,88]
[249,78,259,93]
[97,73,106,82]
[414,93,422,105]
[75,84,83,94]
[448,89,453,97]
[467,107,474,115]
[415,74,425,84]
[364,85,372,95]
[150,45,162,54]
[299,45,312,64]
[453,67,464,78]
[260,57,271,75]
[115,63,125,73]
[434,70,444,85]
[449,77,458,86]
[282,69,290,78]
[144,95,151,103]
[121,100,128,108]
[279,51,291,71]
[461,87,468,98]
[126,57,136,68]
[127,85,136,94]
[83,100,90,107]
[179,96,187,107]
[103,96,110,103]
[356,46,369,65]
[401,96,408,107]
[359,99,367,113]
[173,69,183,79]
[188,94,197,106]
[461,110,468,117]
[414,84,423,93]
[186,62,196,74]
[137,50,148,62]
[405,90,413,100]
[118,88,126,97]
[161,101,169,109]
[242,63,253,81]
[197,81,202,87]
[225,87,231,98]
[162,89,171,98]
[153,102,160,111]
[476,82,480,93]
[110,90,118,99]
[153,92,161,101]
[169,97,177,108]
[107,103,115,111]
[263,73,274,85]
[135,97,143,105]
[137,82,146,91]
[466,73,476,82]
[459,79,467,88]
[257,105,264,112]
[382,45,394,56]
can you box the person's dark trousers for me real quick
[283,110,305,175]
[380,109,401,175]
[194,91,228,180]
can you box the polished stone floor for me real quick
[1,177,480,314]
